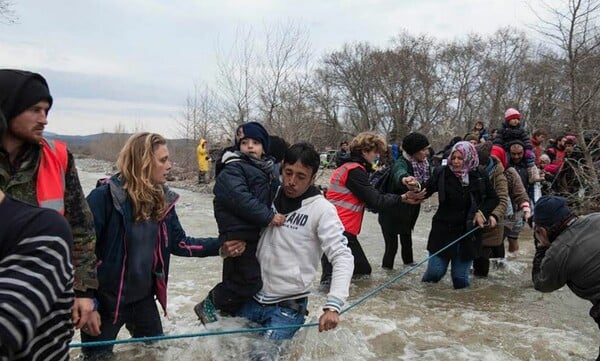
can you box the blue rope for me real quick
[70,226,479,348]
[341,226,478,315]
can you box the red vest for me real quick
[37,139,68,215]
[326,162,365,236]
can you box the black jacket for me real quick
[423,166,499,260]
[378,155,421,234]
[213,151,276,244]
[342,155,402,211]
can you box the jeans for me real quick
[82,296,163,359]
[237,298,307,341]
[422,250,473,289]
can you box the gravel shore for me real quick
[74,156,335,194]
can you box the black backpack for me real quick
[369,166,392,193]
[365,166,392,213]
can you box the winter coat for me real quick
[423,166,499,260]
[0,141,98,295]
[86,175,220,321]
[477,127,490,142]
[196,139,210,172]
[340,156,403,208]
[494,123,533,151]
[377,155,421,234]
[504,167,530,212]
[533,213,600,303]
[479,159,509,247]
[213,151,276,244]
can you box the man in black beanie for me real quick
[531,195,600,360]
[0,69,98,331]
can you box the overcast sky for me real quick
[1,0,552,138]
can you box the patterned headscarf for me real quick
[447,141,479,185]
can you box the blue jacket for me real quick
[86,175,219,322]
[213,151,276,244]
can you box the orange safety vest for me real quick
[37,139,68,215]
[326,162,366,236]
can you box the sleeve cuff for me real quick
[74,289,95,298]
[323,298,343,313]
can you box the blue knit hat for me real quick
[235,121,270,151]
[533,196,571,226]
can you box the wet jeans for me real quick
[237,298,307,340]
[422,252,472,289]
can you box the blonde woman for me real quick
[321,132,423,288]
[82,133,221,359]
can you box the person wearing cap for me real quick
[194,121,286,324]
[0,69,98,330]
[494,108,540,183]
[531,195,600,360]
[378,132,431,268]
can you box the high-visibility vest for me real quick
[37,139,67,215]
[326,162,365,236]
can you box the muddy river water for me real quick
[70,167,597,360]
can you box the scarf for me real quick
[447,141,479,185]
[404,151,430,184]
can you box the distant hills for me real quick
[43,131,114,147]
[43,131,194,148]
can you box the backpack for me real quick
[369,166,392,194]
[365,166,392,214]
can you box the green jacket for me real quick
[377,156,421,233]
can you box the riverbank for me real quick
[74,156,336,194]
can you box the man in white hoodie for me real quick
[237,142,354,342]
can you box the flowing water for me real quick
[70,168,597,360]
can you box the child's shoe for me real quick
[194,297,218,324]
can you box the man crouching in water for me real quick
[235,142,354,359]
[531,195,600,360]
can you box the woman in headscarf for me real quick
[420,141,499,289]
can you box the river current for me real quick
[70,168,597,360]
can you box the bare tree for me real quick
[214,27,257,135]
[533,0,600,209]
[255,21,312,129]
[438,35,487,134]
[320,43,381,133]
[480,29,531,127]
[522,46,564,132]
[178,82,220,142]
